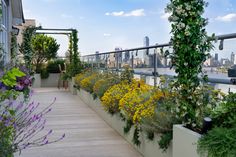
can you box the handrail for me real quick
[82,33,236,57]
[80,32,236,86]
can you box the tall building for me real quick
[95,51,100,62]
[215,53,218,62]
[231,52,235,64]
[143,36,150,66]
[123,50,130,63]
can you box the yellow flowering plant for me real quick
[119,80,153,124]
[75,70,92,89]
[80,72,100,93]
[101,81,131,115]
[93,72,120,98]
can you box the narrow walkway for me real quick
[16,88,142,157]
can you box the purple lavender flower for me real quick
[15,84,24,91]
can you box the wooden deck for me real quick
[15,88,142,157]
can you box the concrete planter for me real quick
[68,77,77,95]
[33,73,62,88]
[32,74,41,88]
[41,73,60,87]
[173,125,201,157]
[77,89,172,157]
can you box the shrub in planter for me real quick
[80,72,100,93]
[47,59,65,73]
[198,126,236,157]
[93,73,120,98]
[141,90,179,151]
[0,67,64,156]
[118,80,153,146]
[94,78,119,97]
[40,68,49,79]
[197,92,236,157]
[119,82,153,124]
[101,81,131,115]
[75,70,92,89]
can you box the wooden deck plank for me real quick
[15,88,142,157]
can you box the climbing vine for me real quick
[166,0,215,129]
[19,26,37,73]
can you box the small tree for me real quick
[31,34,60,72]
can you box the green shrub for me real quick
[40,69,49,79]
[198,126,236,157]
[47,59,65,73]
[211,92,236,128]
[93,72,120,98]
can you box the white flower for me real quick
[185,4,191,11]
[185,31,191,36]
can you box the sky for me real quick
[22,0,236,59]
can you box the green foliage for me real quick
[40,68,49,79]
[93,72,120,98]
[198,127,236,157]
[211,92,236,128]
[66,30,83,77]
[158,132,172,152]
[124,119,133,134]
[0,68,25,87]
[10,33,17,63]
[47,59,65,73]
[31,34,60,72]
[120,66,134,83]
[166,0,216,129]
[146,131,154,141]
[19,26,37,73]
[133,127,141,146]
[0,123,14,157]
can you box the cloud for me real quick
[216,13,236,22]
[105,9,145,17]
[103,33,111,37]
[161,12,171,19]
[61,14,73,19]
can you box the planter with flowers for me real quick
[0,67,65,156]
[75,69,173,157]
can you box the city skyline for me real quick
[22,0,236,59]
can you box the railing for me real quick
[80,33,236,90]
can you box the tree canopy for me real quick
[31,34,60,72]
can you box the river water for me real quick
[133,68,236,93]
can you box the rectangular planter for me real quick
[33,73,62,88]
[68,77,77,95]
[41,73,60,87]
[77,89,172,157]
[32,74,41,88]
[173,125,201,157]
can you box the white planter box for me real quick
[32,73,62,88]
[68,77,77,95]
[77,89,172,157]
[32,74,41,88]
[173,125,201,157]
[41,73,60,87]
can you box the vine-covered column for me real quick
[166,0,215,128]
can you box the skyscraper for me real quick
[231,52,235,64]
[143,36,150,66]
[215,53,218,62]
[95,51,100,62]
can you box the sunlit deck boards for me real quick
[15,88,142,157]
